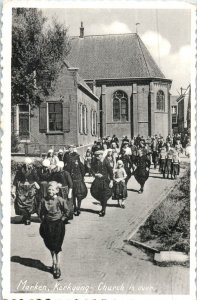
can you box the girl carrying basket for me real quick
[39,181,69,279]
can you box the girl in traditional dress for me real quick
[113,160,127,208]
[39,181,69,279]
[117,146,133,184]
[91,150,113,217]
[50,161,73,220]
[133,149,151,194]
[70,157,87,216]
[12,158,40,225]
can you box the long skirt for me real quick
[134,167,149,186]
[73,180,88,200]
[14,183,37,216]
[90,177,112,202]
[59,186,74,220]
[40,219,65,253]
[113,181,127,200]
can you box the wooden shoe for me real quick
[99,211,105,217]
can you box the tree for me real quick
[12,8,70,108]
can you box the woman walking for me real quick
[90,150,113,217]
[70,157,88,216]
[38,159,51,198]
[84,147,92,176]
[50,161,73,220]
[133,149,151,194]
[12,158,40,225]
[39,181,69,279]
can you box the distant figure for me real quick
[70,157,87,216]
[84,147,92,176]
[133,149,151,194]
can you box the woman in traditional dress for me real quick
[103,148,116,169]
[90,150,113,217]
[38,159,51,198]
[39,181,69,279]
[133,149,151,194]
[50,161,73,220]
[113,160,127,208]
[69,157,87,216]
[12,158,40,225]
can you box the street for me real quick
[11,162,189,295]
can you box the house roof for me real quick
[63,60,99,101]
[67,33,166,80]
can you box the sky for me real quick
[42,8,191,95]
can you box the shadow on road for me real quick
[80,208,99,214]
[127,188,139,193]
[11,256,51,273]
[11,215,41,224]
[149,175,171,180]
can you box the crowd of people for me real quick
[11,132,190,279]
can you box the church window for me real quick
[156,90,165,111]
[113,91,128,121]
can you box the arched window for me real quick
[113,98,120,121]
[156,90,165,111]
[113,91,128,121]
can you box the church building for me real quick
[67,23,172,139]
[12,23,172,155]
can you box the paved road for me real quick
[11,161,189,295]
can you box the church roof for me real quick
[67,33,166,80]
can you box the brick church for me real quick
[12,23,172,154]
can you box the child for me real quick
[113,160,127,208]
[39,181,69,279]
[172,151,180,179]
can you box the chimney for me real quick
[80,21,84,38]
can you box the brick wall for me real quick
[77,88,98,146]
[14,65,98,154]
